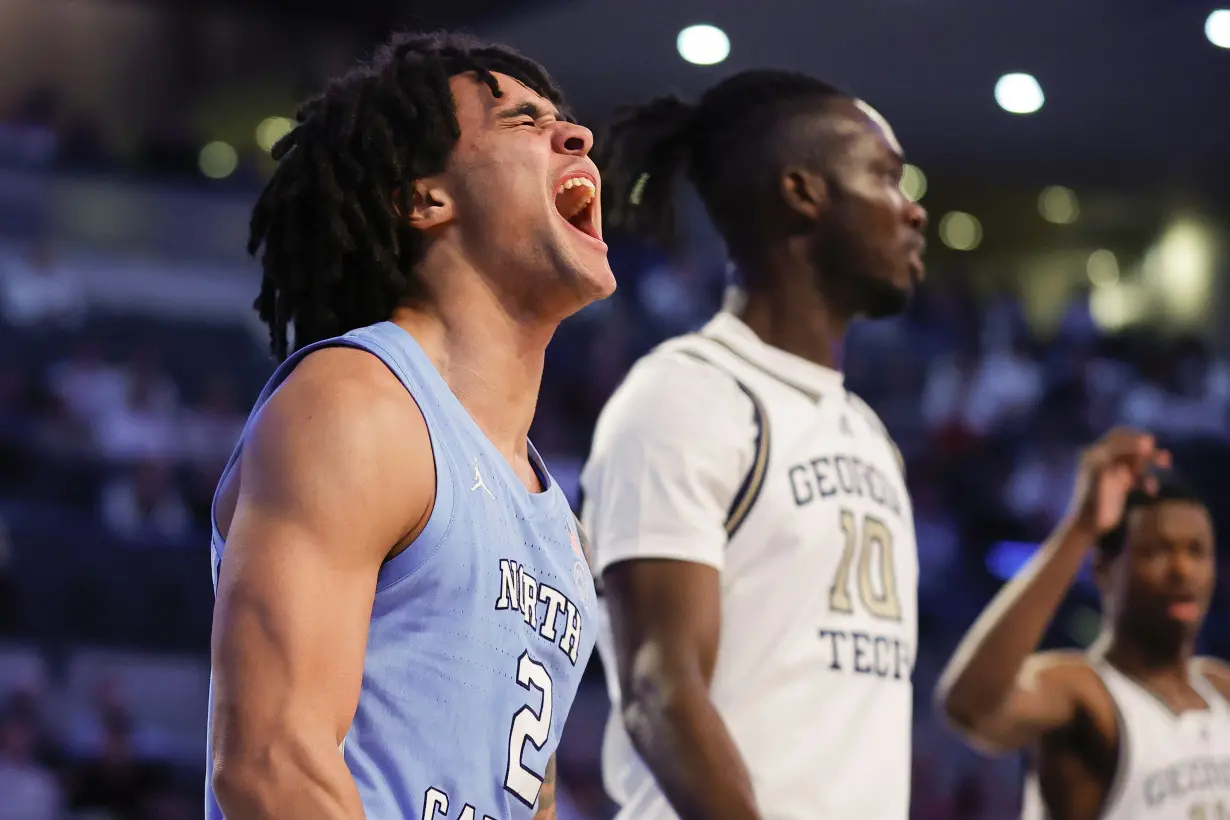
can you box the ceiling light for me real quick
[939,212,982,251]
[199,141,238,180]
[1038,186,1079,224]
[256,116,295,153]
[1087,250,1119,287]
[677,24,730,66]
[1207,10,1230,48]
[995,73,1044,115]
[900,164,927,202]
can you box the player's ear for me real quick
[401,178,457,231]
[780,167,828,222]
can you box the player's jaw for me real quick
[547,164,615,301]
[1123,587,1210,647]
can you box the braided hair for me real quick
[595,70,845,267]
[249,31,569,361]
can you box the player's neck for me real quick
[734,259,848,371]
[1099,629,1195,683]
[390,293,550,460]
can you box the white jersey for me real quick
[1022,660,1230,820]
[581,311,918,820]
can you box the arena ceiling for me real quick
[108,0,1230,185]
[473,0,1230,182]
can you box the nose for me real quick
[553,120,594,157]
[907,199,928,234]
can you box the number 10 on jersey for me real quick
[829,509,902,621]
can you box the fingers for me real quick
[1085,428,1172,492]
[1096,427,1156,462]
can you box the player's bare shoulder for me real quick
[232,345,436,555]
[1031,650,1119,741]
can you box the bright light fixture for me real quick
[677,24,730,66]
[995,73,1044,114]
[1087,250,1119,287]
[1038,185,1079,224]
[256,116,295,153]
[1207,10,1230,48]
[900,164,927,202]
[939,212,982,251]
[199,141,238,180]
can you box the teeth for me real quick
[555,176,596,221]
[555,176,597,195]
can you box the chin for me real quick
[859,282,912,319]
[558,234,617,302]
[565,260,617,309]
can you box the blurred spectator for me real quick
[100,460,191,542]
[1121,336,1229,438]
[963,336,1044,437]
[0,240,86,330]
[93,352,180,463]
[69,707,170,820]
[180,374,245,465]
[49,340,129,425]
[1004,427,1078,533]
[0,515,14,632]
[0,698,62,820]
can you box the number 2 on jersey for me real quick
[505,651,552,807]
[829,509,901,620]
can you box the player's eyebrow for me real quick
[495,100,561,123]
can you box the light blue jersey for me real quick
[205,321,597,819]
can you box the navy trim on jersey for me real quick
[675,347,771,540]
[699,333,824,404]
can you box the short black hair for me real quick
[249,31,568,361]
[1097,471,1207,559]
[595,69,846,267]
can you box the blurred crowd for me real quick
[3,200,1230,818]
[0,87,263,185]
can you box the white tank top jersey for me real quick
[1021,660,1230,820]
[580,312,918,820]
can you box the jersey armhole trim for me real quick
[674,347,771,539]
[1092,665,1130,820]
[349,334,458,592]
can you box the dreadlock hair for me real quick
[595,70,846,268]
[1096,470,1207,559]
[249,31,569,361]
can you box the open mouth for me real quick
[1165,596,1201,622]
[554,173,603,245]
[907,238,927,282]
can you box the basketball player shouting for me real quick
[580,71,928,820]
[205,32,613,820]
[938,428,1230,820]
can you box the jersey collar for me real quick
[700,310,846,397]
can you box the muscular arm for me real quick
[604,559,761,820]
[532,755,557,820]
[937,429,1160,754]
[209,349,434,819]
[935,518,1096,754]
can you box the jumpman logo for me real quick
[471,458,495,499]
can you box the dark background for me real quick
[0,0,1228,817]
